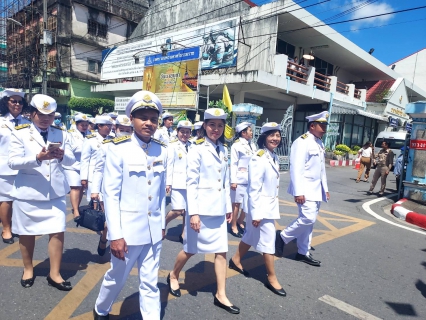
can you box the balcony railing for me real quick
[314,72,331,92]
[337,80,349,95]
[354,89,361,99]
[286,61,308,83]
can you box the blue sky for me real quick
[251,0,426,65]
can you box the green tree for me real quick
[68,97,114,116]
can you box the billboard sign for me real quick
[143,48,199,110]
[114,97,131,111]
[101,17,238,80]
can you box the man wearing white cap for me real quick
[153,111,175,145]
[190,120,204,142]
[8,94,75,290]
[0,88,29,244]
[94,91,167,320]
[91,115,133,257]
[165,120,193,243]
[88,116,96,133]
[276,111,330,267]
[229,121,257,238]
[80,115,114,204]
[64,113,91,223]
[54,112,66,130]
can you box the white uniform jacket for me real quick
[64,129,90,172]
[103,134,167,246]
[153,126,176,146]
[230,137,257,185]
[0,114,30,176]
[166,139,191,189]
[80,132,112,182]
[8,123,75,201]
[247,149,280,221]
[187,137,232,217]
[92,138,115,194]
[287,132,328,201]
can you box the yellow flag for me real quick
[223,84,232,112]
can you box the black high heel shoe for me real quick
[228,258,250,277]
[47,275,72,291]
[167,274,181,297]
[264,278,286,296]
[20,273,35,288]
[213,296,240,314]
[97,237,108,256]
[1,233,14,244]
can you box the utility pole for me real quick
[42,0,47,94]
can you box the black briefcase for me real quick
[77,201,105,232]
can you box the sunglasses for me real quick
[9,99,23,105]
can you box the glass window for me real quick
[365,117,372,127]
[354,115,364,126]
[344,115,353,123]
[343,123,352,146]
[295,112,305,121]
[88,60,96,73]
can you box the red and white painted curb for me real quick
[329,159,356,167]
[391,198,426,229]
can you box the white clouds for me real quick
[349,0,395,30]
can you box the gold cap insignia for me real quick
[42,101,50,109]
[214,109,221,116]
[271,122,277,127]
[325,113,329,118]
[143,94,152,103]
[82,115,87,120]
[123,117,130,123]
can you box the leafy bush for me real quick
[352,145,361,152]
[335,144,351,153]
[68,97,114,116]
[349,150,358,155]
[333,150,346,156]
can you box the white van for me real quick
[374,129,407,163]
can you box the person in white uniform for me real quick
[189,121,203,142]
[276,111,330,267]
[168,108,240,315]
[165,120,193,243]
[230,122,286,297]
[54,112,66,130]
[91,115,133,256]
[0,89,30,244]
[80,115,113,207]
[153,111,174,145]
[88,117,96,133]
[63,113,91,223]
[229,121,257,238]
[93,91,167,320]
[8,94,75,290]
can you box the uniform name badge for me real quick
[238,167,247,172]
[153,160,163,166]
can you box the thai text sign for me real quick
[410,139,426,150]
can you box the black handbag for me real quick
[77,201,106,232]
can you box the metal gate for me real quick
[253,105,293,171]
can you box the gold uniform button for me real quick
[218,188,221,191]
[148,196,152,201]
[46,175,49,177]
[218,179,221,182]
[46,163,50,166]
[218,169,221,173]
[148,211,151,216]
[147,165,151,170]
[148,180,151,185]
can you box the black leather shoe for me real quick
[229,229,242,238]
[295,253,321,267]
[178,235,183,243]
[47,275,72,291]
[213,296,240,314]
[237,224,245,234]
[309,246,315,251]
[20,273,35,288]
[97,237,108,256]
[167,274,181,297]
[264,279,286,296]
[12,233,19,238]
[2,235,14,244]
[275,230,284,257]
[93,309,109,320]
[229,258,250,277]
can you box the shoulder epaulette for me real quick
[234,139,240,143]
[223,143,228,147]
[68,129,75,133]
[51,125,65,131]
[169,139,178,143]
[103,139,113,144]
[15,123,31,130]
[112,135,131,144]
[195,138,205,145]
[257,150,265,157]
[301,134,308,139]
[86,134,96,139]
[151,137,167,147]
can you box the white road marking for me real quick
[362,195,426,236]
[319,295,382,320]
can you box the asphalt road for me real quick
[1,165,426,320]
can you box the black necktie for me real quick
[81,131,86,138]
[40,131,48,143]
[185,144,188,152]
[13,118,19,126]
[168,129,171,137]
[216,145,220,156]
[248,143,253,151]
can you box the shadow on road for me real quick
[384,301,417,316]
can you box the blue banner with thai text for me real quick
[145,47,200,67]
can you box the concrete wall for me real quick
[130,0,250,40]
[392,49,426,93]
[384,78,410,121]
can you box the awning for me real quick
[331,105,357,114]
[357,109,388,122]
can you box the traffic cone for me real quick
[354,159,360,170]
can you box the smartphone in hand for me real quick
[47,143,61,150]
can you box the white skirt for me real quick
[171,189,186,210]
[230,184,247,204]
[241,214,276,254]
[184,215,228,254]
[0,175,15,202]
[12,197,66,235]
[64,169,81,187]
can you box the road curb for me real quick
[391,198,426,229]
[329,159,355,167]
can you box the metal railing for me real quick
[286,61,308,83]
[336,80,349,95]
[314,72,331,91]
[354,89,361,99]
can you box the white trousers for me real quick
[95,242,162,319]
[280,201,320,255]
